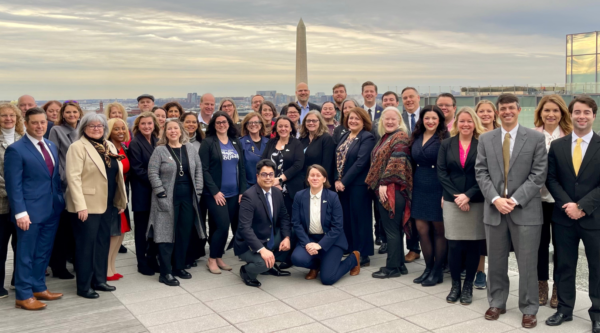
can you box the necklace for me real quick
[168,145,184,176]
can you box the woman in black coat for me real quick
[200,111,248,274]
[299,111,336,185]
[334,107,376,266]
[128,112,160,276]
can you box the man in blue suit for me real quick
[5,107,65,310]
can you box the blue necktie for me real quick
[410,114,415,132]
[265,192,274,249]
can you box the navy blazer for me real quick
[240,135,269,185]
[292,188,347,252]
[363,104,384,123]
[334,130,376,187]
[437,135,483,203]
[43,120,54,139]
[5,135,65,223]
[234,184,291,255]
[128,132,158,212]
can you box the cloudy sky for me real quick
[0,0,597,100]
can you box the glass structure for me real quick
[566,32,599,93]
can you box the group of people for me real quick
[1,84,599,333]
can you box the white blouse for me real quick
[309,190,324,235]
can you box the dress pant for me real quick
[371,190,387,243]
[49,210,75,274]
[537,202,556,281]
[276,193,296,264]
[485,214,541,315]
[553,222,600,321]
[206,195,239,258]
[71,211,111,293]
[406,218,421,254]
[239,229,287,280]
[377,192,405,268]
[133,211,158,269]
[14,212,60,300]
[189,198,209,265]
[339,185,374,256]
[0,213,17,289]
[291,234,357,285]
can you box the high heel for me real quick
[413,268,431,284]
[421,268,443,286]
[206,262,221,274]
[446,280,461,303]
[217,262,233,271]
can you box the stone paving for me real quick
[1,244,596,333]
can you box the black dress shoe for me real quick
[173,269,192,279]
[263,265,291,277]
[375,237,382,246]
[413,268,431,284]
[360,256,370,267]
[278,262,293,270]
[545,312,573,326]
[138,265,155,276]
[118,245,128,253]
[53,270,75,280]
[399,264,408,275]
[421,269,443,286]
[159,274,180,286]
[240,265,261,287]
[92,283,116,292]
[77,289,100,299]
[593,320,600,333]
[372,267,401,279]
[446,280,461,303]
[191,261,198,267]
[185,264,192,269]
[378,243,388,254]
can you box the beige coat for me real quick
[65,136,127,214]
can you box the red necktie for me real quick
[38,141,55,176]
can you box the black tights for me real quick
[416,220,446,272]
[448,240,480,282]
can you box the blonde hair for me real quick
[105,102,128,123]
[377,107,407,136]
[534,95,573,135]
[157,119,189,146]
[218,98,240,123]
[474,100,500,131]
[450,107,486,139]
[132,112,160,137]
[300,110,328,138]
[107,118,131,143]
[0,103,24,135]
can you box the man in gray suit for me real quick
[475,93,547,329]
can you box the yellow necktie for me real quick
[573,138,583,176]
[502,133,511,197]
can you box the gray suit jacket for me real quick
[475,125,547,226]
[402,110,417,137]
[48,123,78,191]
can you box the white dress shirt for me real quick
[491,124,520,205]
[572,130,593,159]
[364,104,377,122]
[257,188,274,253]
[309,189,324,235]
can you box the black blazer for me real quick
[261,136,305,198]
[334,130,376,187]
[43,120,54,139]
[332,125,348,145]
[199,135,248,196]
[546,133,600,229]
[128,132,158,212]
[437,136,483,203]
[300,133,336,186]
[234,184,291,255]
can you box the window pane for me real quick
[572,32,596,55]
[566,57,571,83]
[567,35,572,56]
[572,55,596,83]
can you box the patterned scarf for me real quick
[88,137,125,168]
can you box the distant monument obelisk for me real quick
[295,18,308,87]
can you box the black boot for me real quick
[460,280,474,305]
[413,267,431,284]
[421,268,443,286]
[446,280,461,303]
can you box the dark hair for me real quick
[152,106,166,113]
[305,164,331,189]
[259,101,278,119]
[282,102,301,116]
[332,83,346,92]
[569,95,598,115]
[163,101,183,116]
[206,111,239,137]
[382,91,399,102]
[409,105,447,148]
[273,115,297,138]
[321,101,335,109]
[252,95,264,102]
[362,81,378,93]
[436,93,456,107]
[496,93,520,109]
[343,107,372,132]
[401,87,418,95]
[179,111,205,142]
[57,101,83,125]
[256,159,276,174]
[24,107,46,122]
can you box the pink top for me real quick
[459,142,470,168]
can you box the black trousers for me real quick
[188,198,208,265]
[71,211,111,292]
[275,193,296,264]
[377,192,405,269]
[538,202,556,281]
[406,218,421,254]
[448,240,480,282]
[554,222,600,320]
[339,185,374,256]
[239,229,287,280]
[133,211,158,269]
[372,190,387,243]
[206,195,239,258]
[49,210,75,274]
[0,213,16,288]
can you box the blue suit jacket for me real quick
[4,134,65,223]
[363,104,384,123]
[292,188,348,252]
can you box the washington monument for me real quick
[295,18,308,87]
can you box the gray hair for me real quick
[340,98,361,124]
[377,107,407,136]
[78,112,109,140]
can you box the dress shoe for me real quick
[107,275,120,281]
[522,314,537,328]
[375,236,382,246]
[545,312,572,326]
[359,256,370,267]
[77,289,100,299]
[52,270,74,280]
[240,265,261,287]
[278,262,293,269]
[263,265,291,277]
[399,264,408,275]
[92,283,116,292]
[446,280,461,303]
[484,307,506,320]
[173,269,192,279]
[159,274,180,286]
[218,262,233,271]
[191,261,198,267]
[33,290,63,301]
[350,251,360,276]
[0,287,8,299]
[15,297,46,310]
[405,251,420,263]
[539,280,549,306]
[413,268,431,284]
[372,267,401,279]
[421,269,443,286]
[593,320,600,333]
[550,284,558,308]
[378,243,388,254]
[185,264,192,269]
[460,280,473,305]
[305,269,319,280]
[118,245,128,253]
[206,262,222,274]
[138,265,155,276]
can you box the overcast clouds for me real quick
[0,0,597,100]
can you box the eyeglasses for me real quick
[87,125,104,130]
[248,121,261,126]
[259,172,275,178]
[221,104,234,109]
[305,119,319,124]
[64,100,79,104]
[215,121,228,126]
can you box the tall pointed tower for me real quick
[295,18,308,87]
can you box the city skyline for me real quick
[0,0,598,100]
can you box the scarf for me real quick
[85,134,125,168]
[1,127,15,145]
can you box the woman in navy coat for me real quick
[291,165,360,285]
[410,105,450,287]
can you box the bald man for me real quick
[293,82,321,123]
[18,95,53,139]
[198,93,215,132]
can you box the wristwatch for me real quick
[577,203,583,211]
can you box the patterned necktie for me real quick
[410,114,415,132]
[38,141,54,176]
[573,138,583,176]
[265,192,274,249]
[502,133,511,198]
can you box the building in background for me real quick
[566,31,599,94]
